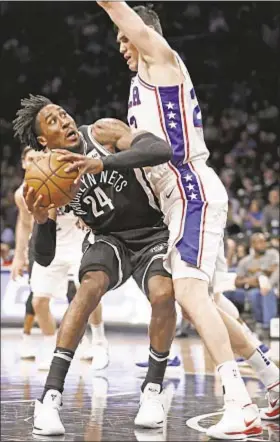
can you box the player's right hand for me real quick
[23,183,55,224]
[10,257,26,280]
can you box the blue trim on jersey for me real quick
[157,86,187,166]
[176,163,204,267]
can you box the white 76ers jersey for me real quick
[56,208,85,250]
[127,53,209,164]
[127,53,210,196]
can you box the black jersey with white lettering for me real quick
[67,125,166,247]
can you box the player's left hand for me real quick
[54,150,104,179]
[23,183,55,224]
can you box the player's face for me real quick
[117,31,139,72]
[36,104,81,152]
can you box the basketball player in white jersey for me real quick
[97,3,278,438]
[30,206,109,370]
[12,148,108,370]
[11,146,42,358]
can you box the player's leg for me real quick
[133,243,176,428]
[33,239,129,436]
[20,291,36,359]
[169,190,261,440]
[30,261,60,369]
[217,306,280,421]
[69,255,109,368]
[215,291,270,362]
[87,304,109,370]
[20,250,36,359]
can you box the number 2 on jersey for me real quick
[129,115,138,128]
[84,187,114,218]
[190,88,203,128]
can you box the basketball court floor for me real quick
[1,328,279,441]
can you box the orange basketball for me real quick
[24,151,79,208]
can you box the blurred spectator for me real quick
[1,243,13,267]
[228,233,279,338]
[262,188,279,236]
[1,224,15,247]
[243,199,264,232]
[231,131,257,158]
[209,9,229,33]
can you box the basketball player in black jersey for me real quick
[13,95,177,435]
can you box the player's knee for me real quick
[174,277,208,305]
[80,271,109,300]
[148,277,175,313]
[32,296,50,313]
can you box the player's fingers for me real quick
[24,187,35,208]
[33,195,43,209]
[47,203,56,210]
[64,161,80,172]
[74,172,82,186]
[65,160,84,173]
[56,152,83,163]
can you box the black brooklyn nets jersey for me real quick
[67,125,165,241]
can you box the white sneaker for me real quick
[33,390,65,436]
[260,380,280,420]
[19,334,36,359]
[206,403,262,440]
[134,383,167,429]
[91,343,109,371]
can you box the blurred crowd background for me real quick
[1,2,279,318]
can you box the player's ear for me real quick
[37,135,47,148]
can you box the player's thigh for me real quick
[31,261,69,299]
[132,234,173,301]
[79,236,132,291]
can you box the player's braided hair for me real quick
[133,4,163,35]
[13,94,52,151]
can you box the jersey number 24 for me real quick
[83,187,114,218]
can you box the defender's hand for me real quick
[55,150,104,178]
[23,184,54,224]
[10,257,26,280]
[92,118,132,150]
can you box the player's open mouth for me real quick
[66,130,78,142]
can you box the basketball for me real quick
[24,151,79,208]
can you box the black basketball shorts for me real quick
[79,230,171,296]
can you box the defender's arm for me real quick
[11,188,34,279]
[97,1,173,63]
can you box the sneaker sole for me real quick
[33,427,65,436]
[134,419,164,429]
[260,409,280,420]
[207,426,263,440]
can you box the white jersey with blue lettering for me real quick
[127,53,228,283]
[128,53,209,164]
